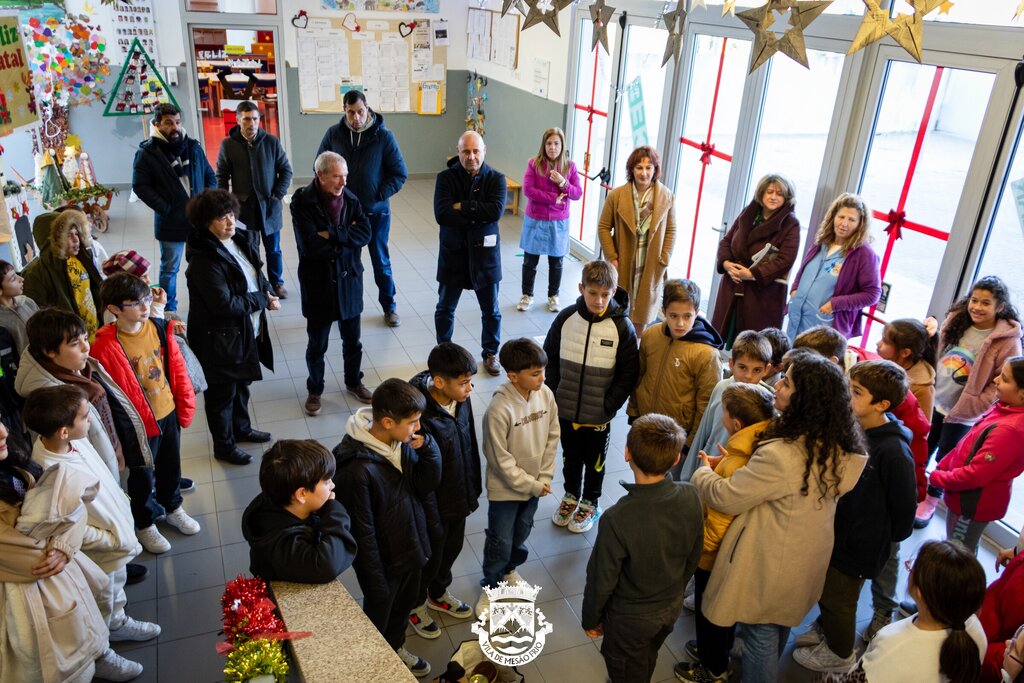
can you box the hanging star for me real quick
[722,0,737,16]
[938,0,953,13]
[690,0,707,7]
[500,0,518,15]
[522,0,574,36]
[847,0,945,63]
[589,0,616,54]
[661,4,687,66]
[1015,0,1024,19]
[737,0,832,73]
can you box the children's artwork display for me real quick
[22,11,110,107]
[321,0,441,13]
[110,0,158,65]
[102,39,177,117]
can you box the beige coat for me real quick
[691,436,867,628]
[597,181,676,330]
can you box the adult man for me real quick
[290,152,373,415]
[216,100,294,298]
[132,103,217,313]
[433,131,506,376]
[316,90,407,327]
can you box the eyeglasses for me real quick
[117,295,153,310]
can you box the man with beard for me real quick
[132,104,217,314]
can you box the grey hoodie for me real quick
[483,382,560,501]
[345,407,403,472]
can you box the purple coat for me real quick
[790,242,881,339]
[523,158,582,221]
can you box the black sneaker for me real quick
[685,639,700,662]
[179,477,195,493]
[125,563,148,585]
[674,661,726,683]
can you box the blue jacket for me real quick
[132,134,217,242]
[315,112,407,214]
[216,126,293,236]
[433,158,506,290]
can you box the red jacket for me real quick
[980,548,1024,681]
[90,320,195,437]
[929,402,1024,522]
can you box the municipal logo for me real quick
[471,580,553,666]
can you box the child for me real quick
[683,330,772,483]
[479,338,559,613]
[583,414,703,683]
[241,439,357,583]
[929,356,1024,555]
[90,273,198,555]
[22,385,161,669]
[792,360,917,672]
[407,342,481,639]
[545,260,638,532]
[0,259,38,354]
[759,326,791,386]
[333,378,441,678]
[101,250,168,322]
[674,383,774,683]
[628,279,723,481]
[918,276,1022,528]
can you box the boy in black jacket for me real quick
[792,360,917,673]
[241,439,357,583]
[407,343,481,639]
[333,378,441,679]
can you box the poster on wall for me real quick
[111,0,158,65]
[321,0,440,12]
[0,15,38,136]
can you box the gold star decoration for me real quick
[522,0,574,36]
[661,4,687,66]
[589,0,616,54]
[847,0,945,63]
[722,0,737,15]
[1015,0,1024,19]
[690,0,707,7]
[737,0,832,73]
[938,0,954,14]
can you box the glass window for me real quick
[902,0,1021,27]
[824,0,866,14]
[187,0,277,13]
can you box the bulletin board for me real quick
[466,8,519,70]
[295,16,447,115]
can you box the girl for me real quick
[917,276,1023,528]
[690,350,867,683]
[517,127,582,313]
[0,259,39,355]
[786,193,881,342]
[979,526,1024,681]
[928,356,1024,555]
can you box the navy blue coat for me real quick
[216,126,293,236]
[433,158,506,290]
[132,136,217,242]
[315,112,407,214]
[290,181,372,322]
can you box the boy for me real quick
[545,260,639,533]
[792,360,917,672]
[479,338,559,615]
[582,414,703,683]
[407,342,481,639]
[23,384,160,680]
[793,324,848,368]
[241,439,358,583]
[91,272,198,555]
[759,326,791,386]
[333,378,441,678]
[674,383,775,683]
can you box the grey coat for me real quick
[216,126,293,235]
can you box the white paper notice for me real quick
[433,19,449,46]
[428,64,445,81]
[297,32,320,109]
[418,82,441,115]
[532,57,550,98]
[396,90,411,112]
[367,20,389,31]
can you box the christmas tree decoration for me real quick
[589,0,616,54]
[847,0,945,63]
[522,0,573,36]
[23,13,109,108]
[737,0,832,73]
[102,38,178,117]
[661,4,686,66]
[38,149,68,208]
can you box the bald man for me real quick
[433,132,507,376]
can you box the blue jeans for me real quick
[481,497,538,588]
[435,281,501,358]
[158,240,185,312]
[741,622,791,683]
[260,230,284,287]
[366,211,396,313]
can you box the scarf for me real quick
[315,177,345,224]
[151,125,190,179]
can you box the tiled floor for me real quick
[99,179,1001,683]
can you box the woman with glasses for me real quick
[184,189,280,466]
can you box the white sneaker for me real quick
[793,620,826,648]
[516,294,533,311]
[793,640,856,672]
[568,499,601,533]
[407,603,442,639]
[109,616,161,642]
[397,646,431,677]
[136,525,171,554]
[94,648,143,681]
[163,507,200,535]
[547,295,560,312]
[476,589,490,618]
[683,592,696,611]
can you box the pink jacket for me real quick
[940,313,1023,424]
[523,158,582,222]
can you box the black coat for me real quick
[241,493,358,584]
[216,126,293,236]
[332,433,441,601]
[290,181,372,322]
[433,158,506,290]
[184,226,273,384]
[132,136,217,242]
[410,370,482,523]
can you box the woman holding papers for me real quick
[786,192,881,342]
[710,174,801,348]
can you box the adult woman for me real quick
[517,127,582,313]
[690,351,868,683]
[597,146,676,331]
[185,189,279,466]
[711,174,800,348]
[787,192,881,342]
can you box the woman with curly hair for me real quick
[689,349,868,683]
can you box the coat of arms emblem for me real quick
[471,580,553,666]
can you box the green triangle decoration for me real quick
[102,38,178,117]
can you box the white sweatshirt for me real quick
[483,382,560,501]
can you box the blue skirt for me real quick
[519,216,570,257]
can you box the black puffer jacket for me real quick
[410,370,482,523]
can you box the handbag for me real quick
[174,333,208,394]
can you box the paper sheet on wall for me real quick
[490,12,519,69]
[418,81,441,115]
[297,31,320,109]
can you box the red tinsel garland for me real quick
[221,575,284,644]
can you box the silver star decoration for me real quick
[737,0,832,72]
[522,0,574,36]
[589,0,616,54]
[500,0,517,15]
[661,4,687,66]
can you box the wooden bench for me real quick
[505,178,522,216]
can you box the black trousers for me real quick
[128,410,182,528]
[362,568,421,651]
[522,252,563,298]
[306,317,363,393]
[204,380,253,454]
[601,602,678,683]
[694,567,735,675]
[560,418,611,503]
[418,516,468,603]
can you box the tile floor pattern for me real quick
[96,180,1002,683]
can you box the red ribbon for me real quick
[884,209,906,240]
[699,142,716,165]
